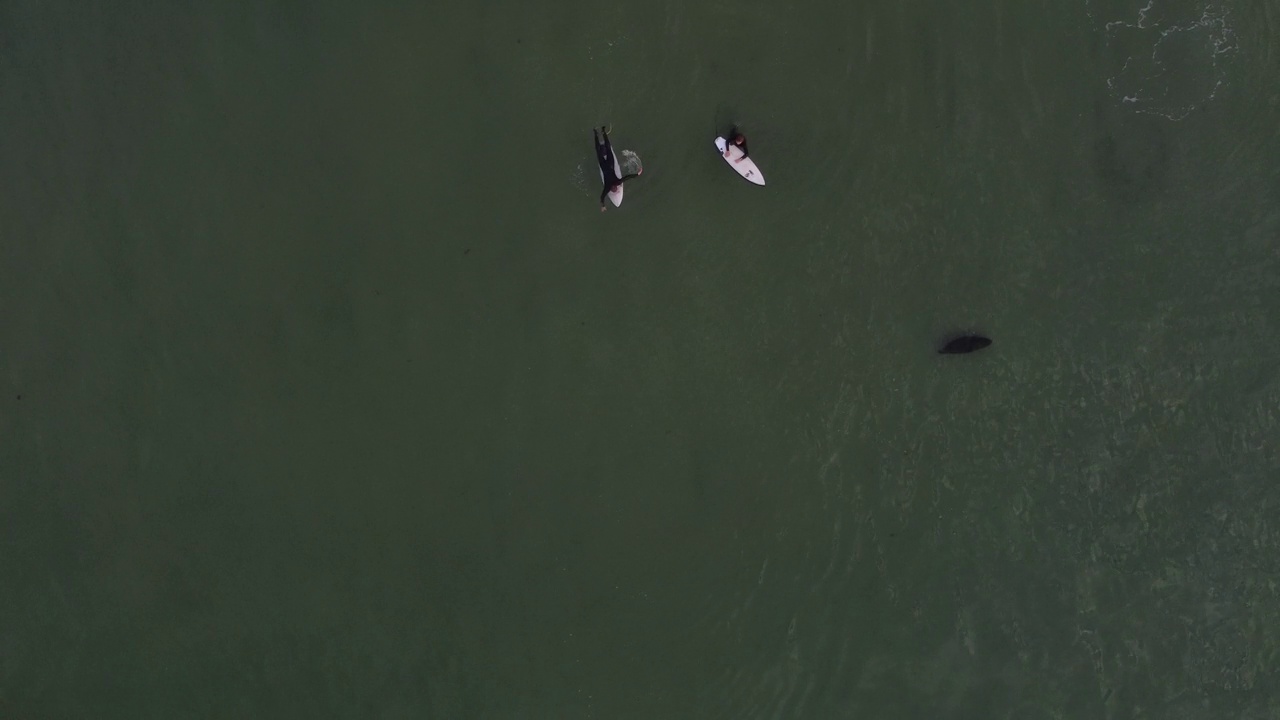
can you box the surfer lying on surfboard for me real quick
[722,128,749,163]
[594,126,641,211]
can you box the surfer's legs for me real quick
[601,134,618,176]
[594,129,611,173]
[594,127,619,182]
[603,144,617,174]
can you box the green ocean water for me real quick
[2,1,1279,717]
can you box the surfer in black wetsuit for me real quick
[595,126,641,211]
[723,128,749,163]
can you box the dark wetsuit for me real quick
[595,126,639,207]
[726,128,749,159]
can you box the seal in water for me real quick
[939,335,992,354]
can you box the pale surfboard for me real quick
[715,137,765,186]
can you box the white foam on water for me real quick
[619,149,642,174]
[571,162,589,192]
[1089,0,1238,120]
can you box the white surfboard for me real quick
[715,137,765,186]
[600,155,624,207]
